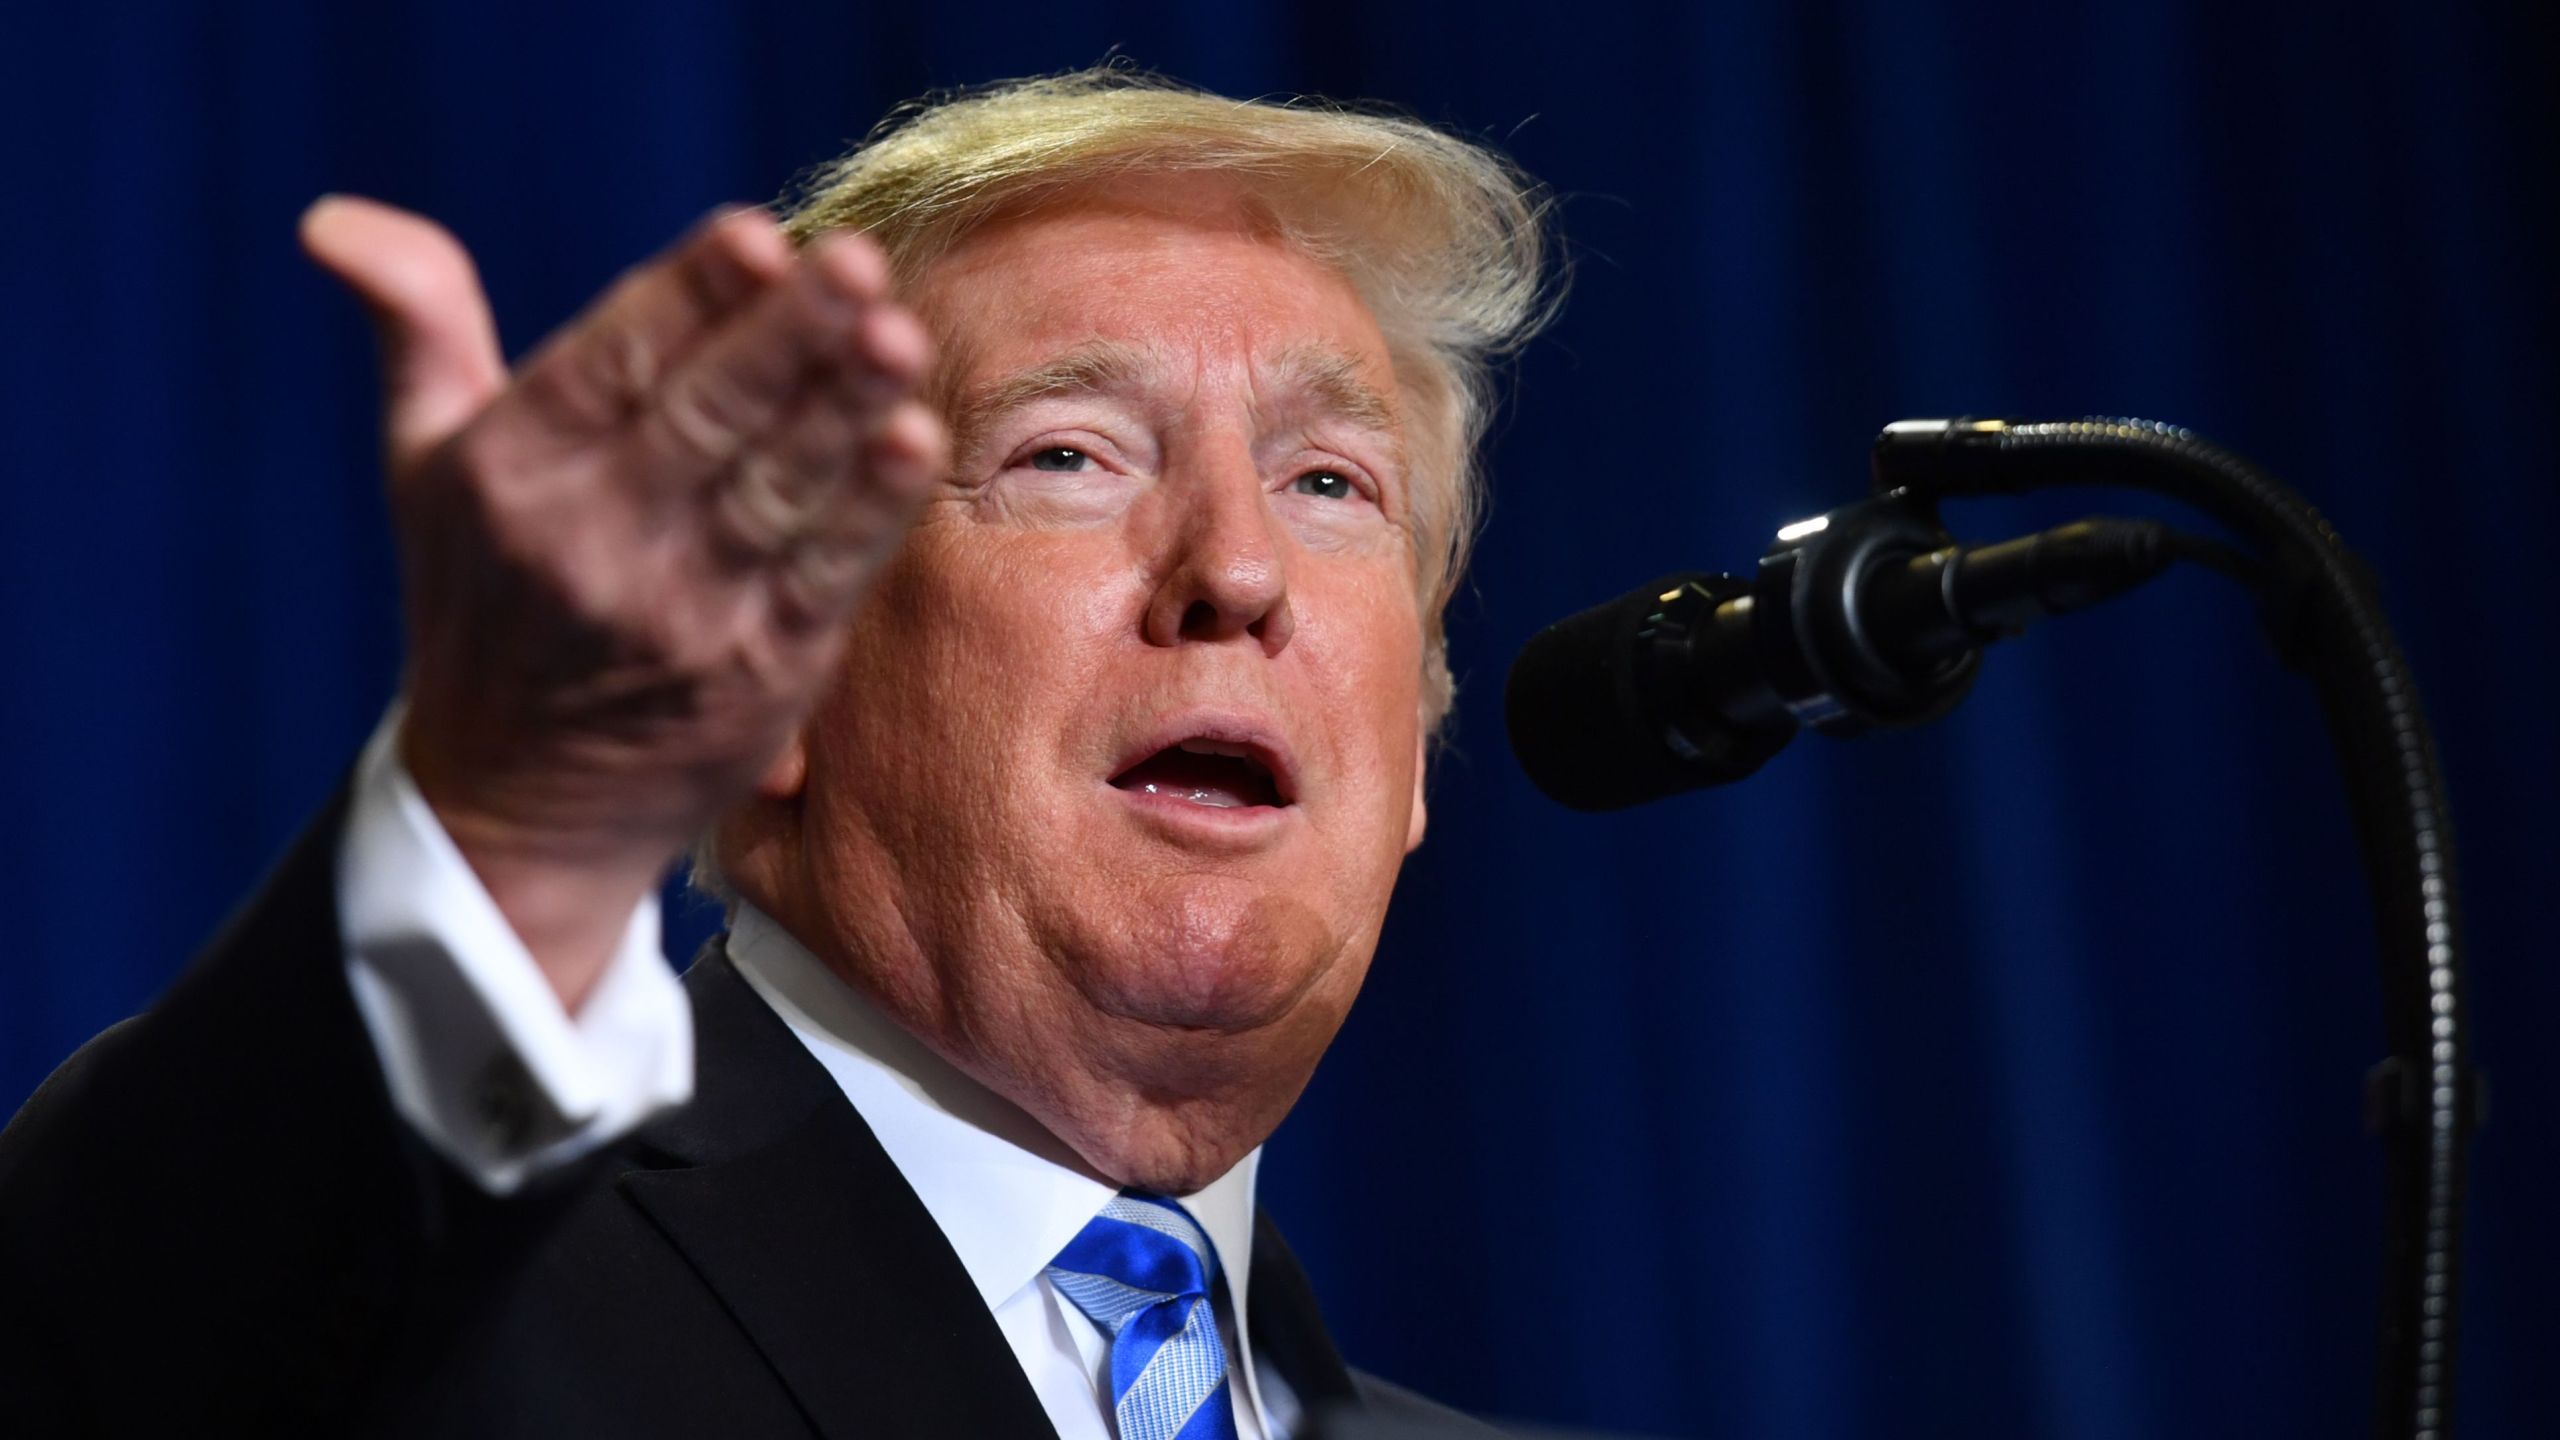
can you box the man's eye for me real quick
[1289,470,1357,501]
[1028,447,1091,472]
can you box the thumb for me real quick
[300,195,507,473]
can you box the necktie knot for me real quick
[1046,1192,1240,1440]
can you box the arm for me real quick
[0,784,505,1430]
[0,196,947,1430]
[303,195,944,1006]
[340,703,689,1194]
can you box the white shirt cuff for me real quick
[337,704,694,1194]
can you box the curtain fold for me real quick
[4,3,2550,1434]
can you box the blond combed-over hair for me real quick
[778,65,1558,727]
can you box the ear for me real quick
[1404,728,1429,854]
[756,728,810,800]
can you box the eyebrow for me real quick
[1266,343,1400,437]
[1266,344,1409,491]
[948,342,1153,462]
[946,340,1405,468]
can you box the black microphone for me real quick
[1504,493,2183,811]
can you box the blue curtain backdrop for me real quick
[3,2,2552,1434]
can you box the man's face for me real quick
[754,175,1429,1188]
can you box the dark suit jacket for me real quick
[0,795,1480,1436]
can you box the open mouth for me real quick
[1109,738,1290,810]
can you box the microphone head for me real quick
[1505,574,1744,811]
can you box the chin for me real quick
[1069,1100,1274,1195]
[1100,1149,1238,1198]
[1069,872,1347,1033]
[1052,975,1355,1188]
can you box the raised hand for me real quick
[301,197,945,1007]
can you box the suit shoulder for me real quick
[0,1013,147,1187]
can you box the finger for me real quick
[745,302,936,502]
[503,206,796,439]
[700,352,925,563]
[703,399,859,562]
[300,195,507,473]
[846,293,935,402]
[764,399,948,628]
[629,232,894,484]
[850,398,951,512]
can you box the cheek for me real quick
[1303,572,1427,787]
[816,524,1136,831]
[812,546,999,818]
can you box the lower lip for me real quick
[1107,783,1298,843]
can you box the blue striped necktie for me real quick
[1045,1191,1242,1440]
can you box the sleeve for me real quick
[339,705,693,1194]
[0,717,701,1433]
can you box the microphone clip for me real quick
[1746,490,1982,737]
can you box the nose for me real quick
[1142,446,1295,656]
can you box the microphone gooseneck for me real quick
[1503,416,2477,1440]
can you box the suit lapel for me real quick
[1248,1210,1362,1417]
[618,944,1057,1439]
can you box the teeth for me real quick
[1130,780,1243,808]
[1176,738,1252,759]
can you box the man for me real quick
[0,69,1551,1437]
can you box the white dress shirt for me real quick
[728,902,1294,1440]
[332,705,1293,1438]
[337,707,694,1193]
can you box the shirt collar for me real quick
[723,902,1262,1316]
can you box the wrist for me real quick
[453,848,666,1011]
[399,720,679,1011]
